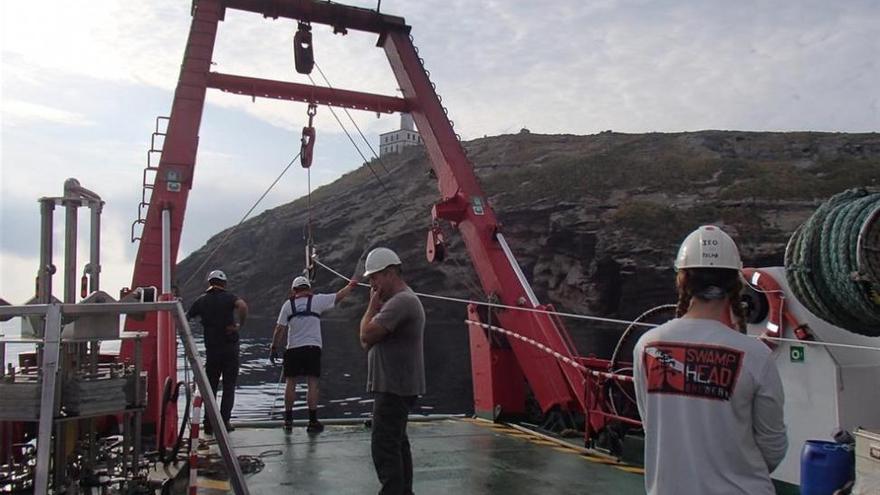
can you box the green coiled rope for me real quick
[785,188,880,337]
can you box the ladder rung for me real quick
[155,116,169,134]
[150,134,165,150]
[132,115,170,243]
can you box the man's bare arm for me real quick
[335,278,359,304]
[359,288,389,350]
[235,299,249,327]
[271,324,287,350]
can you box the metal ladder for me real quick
[130,116,169,242]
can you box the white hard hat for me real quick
[675,225,742,270]
[363,247,402,277]
[291,276,311,289]
[207,270,227,282]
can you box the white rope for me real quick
[313,256,369,288]
[760,335,880,352]
[311,257,658,329]
[464,319,634,383]
[314,257,880,353]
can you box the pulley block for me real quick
[301,103,317,168]
[301,126,315,168]
[293,22,314,74]
[426,225,446,263]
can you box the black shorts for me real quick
[283,346,322,378]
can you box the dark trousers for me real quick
[205,346,239,426]
[371,392,417,495]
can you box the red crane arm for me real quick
[382,28,586,414]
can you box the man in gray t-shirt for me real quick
[359,247,425,495]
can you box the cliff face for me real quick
[176,131,880,329]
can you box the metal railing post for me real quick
[172,303,250,495]
[34,303,62,494]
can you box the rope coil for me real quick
[785,188,880,336]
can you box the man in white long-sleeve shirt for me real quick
[634,226,787,495]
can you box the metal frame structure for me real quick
[123,0,635,447]
[0,301,248,494]
[0,303,146,493]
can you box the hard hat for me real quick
[675,225,742,270]
[363,247,402,277]
[206,270,227,282]
[291,276,311,289]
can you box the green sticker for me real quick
[472,196,485,215]
[790,346,805,363]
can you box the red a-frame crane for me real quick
[123,0,603,443]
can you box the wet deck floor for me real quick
[194,418,645,494]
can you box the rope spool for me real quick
[785,188,880,336]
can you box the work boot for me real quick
[203,421,213,436]
[283,410,293,433]
[306,420,324,434]
[224,422,235,433]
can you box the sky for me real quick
[1,0,878,307]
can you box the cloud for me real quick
[0,252,40,304]
[5,0,876,136]
[1,1,189,90]
[2,0,878,305]
[2,100,96,127]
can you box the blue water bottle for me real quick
[800,440,855,495]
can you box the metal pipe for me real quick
[63,181,79,304]
[174,303,250,495]
[239,414,466,429]
[161,209,171,294]
[38,199,55,304]
[0,301,179,318]
[133,337,142,474]
[88,200,103,293]
[584,409,642,427]
[496,233,539,306]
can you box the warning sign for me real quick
[643,342,744,401]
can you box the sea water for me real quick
[2,317,628,422]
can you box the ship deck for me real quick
[191,417,645,494]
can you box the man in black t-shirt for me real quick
[187,269,248,433]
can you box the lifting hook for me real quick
[301,103,317,168]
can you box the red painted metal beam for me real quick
[223,0,407,35]
[467,305,526,418]
[122,0,224,430]
[206,72,409,114]
[382,29,588,414]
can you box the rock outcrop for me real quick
[177,131,880,332]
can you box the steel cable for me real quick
[305,68,485,299]
[181,151,302,288]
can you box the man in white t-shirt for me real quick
[270,275,357,432]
